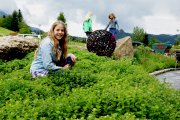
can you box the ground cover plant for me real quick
[133,45,178,72]
[0,41,179,119]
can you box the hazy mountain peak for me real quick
[0,10,7,17]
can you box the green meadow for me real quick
[0,41,179,119]
[0,27,14,36]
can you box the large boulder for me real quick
[0,36,39,60]
[113,36,134,59]
[87,30,116,57]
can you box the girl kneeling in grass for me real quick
[30,21,76,78]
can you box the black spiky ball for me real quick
[86,30,116,57]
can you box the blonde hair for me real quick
[34,21,68,61]
[84,11,93,21]
[108,13,116,20]
[49,21,68,60]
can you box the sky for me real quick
[0,0,180,37]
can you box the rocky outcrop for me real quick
[113,36,134,59]
[0,36,39,60]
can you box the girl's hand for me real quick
[70,54,76,63]
[63,64,70,69]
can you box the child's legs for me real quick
[109,28,118,40]
[109,28,116,35]
[85,31,92,38]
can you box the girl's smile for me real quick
[54,24,65,40]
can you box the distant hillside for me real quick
[0,10,7,17]
[116,29,179,44]
[30,26,44,34]
[0,27,14,35]
[148,34,178,44]
[116,29,131,39]
[0,26,44,36]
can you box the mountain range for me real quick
[0,10,7,17]
[30,26,44,34]
[116,29,179,45]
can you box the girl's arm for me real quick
[41,43,62,71]
[105,22,110,30]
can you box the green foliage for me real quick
[174,38,180,47]
[0,18,3,27]
[174,29,180,46]
[68,36,86,43]
[1,15,13,30]
[0,42,179,119]
[133,45,176,72]
[11,10,19,31]
[57,12,66,23]
[148,36,161,47]
[0,27,14,35]
[19,22,31,34]
[132,26,146,42]
[17,9,23,23]
[173,44,180,49]
[0,9,30,33]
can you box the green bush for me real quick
[133,45,177,72]
[0,42,179,119]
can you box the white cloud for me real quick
[0,0,17,13]
[1,0,180,36]
[143,14,180,35]
[67,16,105,37]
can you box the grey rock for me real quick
[0,36,39,60]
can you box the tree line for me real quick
[132,26,180,47]
[0,9,31,34]
[0,9,66,35]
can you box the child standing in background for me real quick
[83,11,93,38]
[105,13,119,38]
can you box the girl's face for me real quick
[53,24,65,40]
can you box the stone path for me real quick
[156,70,180,89]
